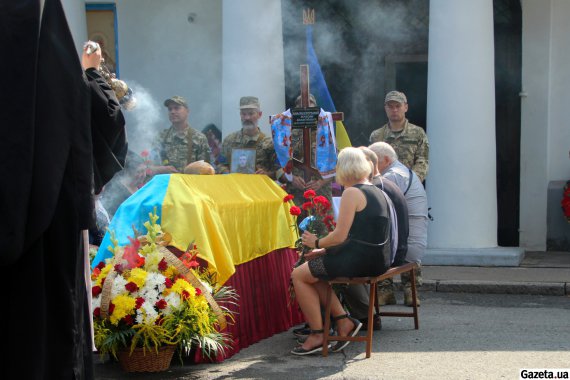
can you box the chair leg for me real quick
[410,268,419,329]
[322,284,333,357]
[365,281,376,358]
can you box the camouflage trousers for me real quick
[378,264,423,291]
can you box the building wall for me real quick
[221,0,286,136]
[116,0,223,153]
[61,0,88,55]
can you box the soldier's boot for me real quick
[377,279,396,306]
[401,265,422,307]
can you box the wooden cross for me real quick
[293,64,344,182]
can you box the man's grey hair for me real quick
[369,142,398,163]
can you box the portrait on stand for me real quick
[231,148,256,174]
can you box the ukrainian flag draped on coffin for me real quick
[307,25,352,149]
[91,174,298,284]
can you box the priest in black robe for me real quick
[0,0,127,378]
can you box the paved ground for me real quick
[93,250,570,379]
[94,292,570,380]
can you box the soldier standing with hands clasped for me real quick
[370,91,429,182]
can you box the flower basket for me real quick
[118,345,175,372]
[91,209,237,367]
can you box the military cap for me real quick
[164,95,188,108]
[240,96,260,109]
[384,91,407,104]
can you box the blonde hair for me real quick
[335,147,371,186]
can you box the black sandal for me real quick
[290,329,331,355]
[330,314,362,353]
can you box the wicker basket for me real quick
[117,345,176,372]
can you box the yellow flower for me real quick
[95,264,113,287]
[172,278,195,299]
[163,265,178,279]
[110,294,136,325]
[127,267,148,288]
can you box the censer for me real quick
[84,41,136,110]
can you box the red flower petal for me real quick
[290,206,301,216]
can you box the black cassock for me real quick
[0,0,127,378]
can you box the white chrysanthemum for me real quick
[139,301,158,324]
[164,292,182,312]
[145,272,166,291]
[92,296,101,309]
[139,286,159,303]
[111,275,128,298]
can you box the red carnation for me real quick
[96,261,106,270]
[109,303,115,315]
[140,150,149,158]
[302,201,313,210]
[181,290,190,299]
[283,194,294,203]
[122,315,134,325]
[114,263,124,274]
[158,258,168,271]
[92,285,102,297]
[164,278,173,288]
[290,206,301,216]
[303,189,316,199]
[125,282,138,292]
[195,287,202,296]
[93,307,101,318]
[155,299,167,310]
[314,195,331,208]
[135,297,145,309]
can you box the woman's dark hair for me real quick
[202,123,222,141]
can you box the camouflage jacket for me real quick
[277,129,332,205]
[218,128,278,178]
[155,125,211,172]
[369,120,429,182]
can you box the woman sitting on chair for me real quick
[291,147,392,355]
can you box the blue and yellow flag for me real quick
[307,26,352,149]
[91,174,298,284]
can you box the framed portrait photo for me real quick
[231,148,256,174]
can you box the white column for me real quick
[425,0,524,265]
[519,0,551,251]
[221,0,286,136]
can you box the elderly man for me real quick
[218,96,277,177]
[369,142,428,307]
[150,96,210,175]
[369,91,429,182]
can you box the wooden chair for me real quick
[322,262,420,358]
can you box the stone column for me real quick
[425,0,523,265]
[221,0,286,136]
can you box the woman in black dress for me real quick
[291,147,391,355]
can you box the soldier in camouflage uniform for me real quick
[218,96,278,178]
[150,96,211,175]
[277,94,333,220]
[369,91,429,182]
